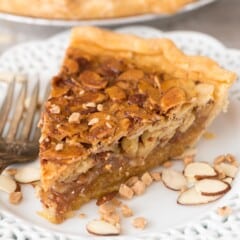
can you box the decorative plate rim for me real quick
[0,25,239,240]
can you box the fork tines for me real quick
[0,76,41,143]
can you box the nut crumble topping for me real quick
[83,102,96,109]
[119,184,134,199]
[217,206,232,217]
[88,117,99,126]
[120,204,133,217]
[141,172,153,186]
[49,104,60,114]
[55,143,64,151]
[131,180,146,195]
[68,112,81,124]
[132,217,148,229]
[97,104,103,111]
[9,191,22,204]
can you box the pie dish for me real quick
[39,26,236,223]
[0,0,196,20]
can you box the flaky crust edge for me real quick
[70,27,237,85]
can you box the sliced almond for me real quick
[14,167,40,183]
[86,219,120,236]
[162,169,187,191]
[222,177,233,185]
[184,162,217,180]
[177,187,223,205]
[216,162,238,178]
[0,175,17,193]
[195,179,231,196]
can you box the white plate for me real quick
[0,26,240,240]
[0,0,217,27]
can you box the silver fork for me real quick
[0,76,45,173]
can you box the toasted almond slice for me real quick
[0,175,17,193]
[177,187,222,205]
[14,167,40,183]
[222,177,233,185]
[162,169,187,191]
[216,162,238,178]
[184,162,217,180]
[86,219,120,236]
[195,179,231,196]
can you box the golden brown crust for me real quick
[0,0,195,20]
[39,27,236,223]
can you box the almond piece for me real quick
[9,191,22,204]
[119,184,134,199]
[14,167,40,183]
[150,172,161,181]
[141,172,153,186]
[216,162,238,178]
[177,187,223,205]
[131,181,146,195]
[195,179,231,196]
[132,217,148,229]
[162,169,187,191]
[0,175,17,193]
[217,206,232,217]
[222,177,233,185]
[86,219,120,236]
[184,162,217,180]
[120,204,133,217]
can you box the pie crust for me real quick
[39,27,236,223]
[0,0,195,20]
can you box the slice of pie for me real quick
[39,27,236,223]
[0,0,195,20]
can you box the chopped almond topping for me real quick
[150,172,161,181]
[99,203,116,215]
[106,122,112,129]
[83,102,96,109]
[163,161,173,168]
[79,213,87,218]
[120,204,133,217]
[39,136,50,144]
[9,191,22,204]
[88,118,99,126]
[97,104,103,111]
[125,176,139,187]
[214,155,226,165]
[119,184,134,199]
[101,212,121,226]
[132,217,148,229]
[217,206,232,217]
[79,90,85,95]
[154,75,161,89]
[131,181,146,195]
[68,112,81,124]
[141,172,153,186]
[49,104,60,114]
[106,115,111,120]
[226,154,239,166]
[55,143,64,151]
[183,155,194,165]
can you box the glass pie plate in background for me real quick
[0,26,240,240]
[0,0,217,27]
